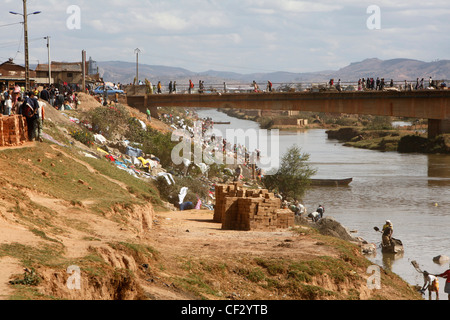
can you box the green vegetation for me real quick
[363,116,394,130]
[70,128,95,147]
[0,143,162,214]
[85,104,130,139]
[262,146,317,200]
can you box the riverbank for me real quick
[326,127,450,154]
[0,95,424,300]
[219,108,450,154]
[199,108,450,299]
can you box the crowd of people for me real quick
[1,84,81,115]
[329,76,447,92]
[137,76,447,95]
[0,82,88,145]
[0,85,45,142]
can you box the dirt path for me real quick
[147,210,335,263]
[0,257,23,299]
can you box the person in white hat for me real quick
[382,220,394,246]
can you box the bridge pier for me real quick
[428,119,450,138]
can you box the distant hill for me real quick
[331,58,450,82]
[97,58,450,86]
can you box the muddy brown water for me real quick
[196,109,450,298]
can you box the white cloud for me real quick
[0,0,449,74]
[246,0,342,13]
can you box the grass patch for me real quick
[1,142,165,216]
[29,228,61,244]
[110,242,159,261]
[0,243,65,269]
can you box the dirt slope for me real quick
[0,97,422,301]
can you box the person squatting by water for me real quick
[421,271,439,300]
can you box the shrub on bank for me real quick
[85,104,131,139]
[70,129,95,147]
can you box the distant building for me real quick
[0,59,37,90]
[35,61,101,86]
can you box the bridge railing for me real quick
[129,79,449,95]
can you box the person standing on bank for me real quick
[37,100,45,142]
[22,92,40,141]
[435,265,450,300]
[4,93,12,116]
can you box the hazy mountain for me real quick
[97,58,450,85]
[332,58,450,81]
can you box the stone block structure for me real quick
[214,183,295,231]
[0,115,28,147]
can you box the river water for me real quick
[195,108,450,297]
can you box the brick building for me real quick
[0,59,36,90]
[35,61,101,86]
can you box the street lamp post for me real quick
[44,36,51,86]
[134,48,141,85]
[9,0,41,91]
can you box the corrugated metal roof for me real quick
[36,62,83,73]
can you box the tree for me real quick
[262,146,317,200]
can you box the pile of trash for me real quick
[87,133,171,183]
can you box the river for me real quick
[195,108,450,297]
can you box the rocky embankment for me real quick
[327,127,450,154]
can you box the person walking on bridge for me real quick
[157,81,162,94]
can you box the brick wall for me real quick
[214,182,295,231]
[0,115,28,147]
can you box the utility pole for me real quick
[9,0,41,91]
[134,48,141,85]
[82,50,86,93]
[23,0,29,90]
[44,36,51,86]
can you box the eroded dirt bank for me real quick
[0,95,421,300]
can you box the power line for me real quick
[0,22,22,28]
[14,24,24,60]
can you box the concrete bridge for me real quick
[126,90,450,138]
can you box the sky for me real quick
[1,0,449,74]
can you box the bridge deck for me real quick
[127,90,450,120]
